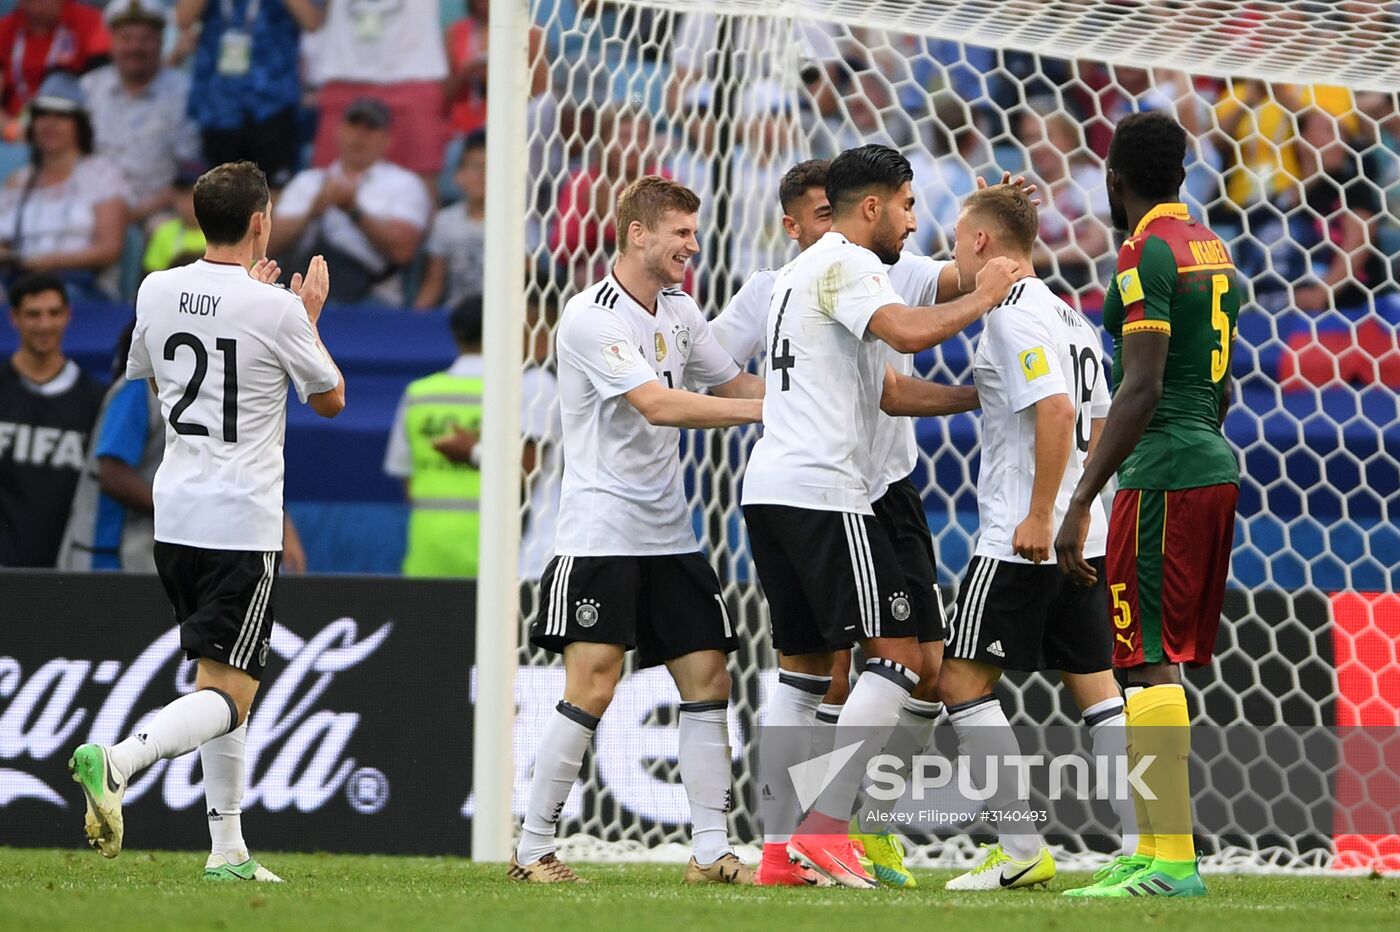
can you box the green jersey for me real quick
[1101,202,1240,490]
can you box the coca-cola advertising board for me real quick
[0,571,474,855]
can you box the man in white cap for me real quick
[81,0,200,225]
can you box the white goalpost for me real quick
[478,0,1400,871]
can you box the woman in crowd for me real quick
[0,72,127,301]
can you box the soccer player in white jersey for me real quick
[69,161,345,881]
[742,145,1018,888]
[936,184,1133,891]
[511,177,765,885]
[713,159,1027,886]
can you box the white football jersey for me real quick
[868,254,947,501]
[971,276,1109,563]
[127,259,339,551]
[741,232,902,514]
[554,274,739,556]
[715,249,948,505]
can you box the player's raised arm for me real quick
[866,255,1017,353]
[278,255,345,419]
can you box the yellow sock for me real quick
[1125,685,1194,863]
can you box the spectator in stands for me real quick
[517,285,560,587]
[1214,80,1303,210]
[905,101,981,255]
[445,0,549,139]
[141,161,205,275]
[57,318,308,571]
[82,0,201,227]
[383,298,486,578]
[415,130,485,310]
[729,81,799,283]
[177,0,323,191]
[0,73,128,301]
[1019,107,1111,295]
[0,272,104,567]
[1291,108,1392,313]
[0,0,110,138]
[270,98,431,306]
[309,0,449,184]
[550,104,658,287]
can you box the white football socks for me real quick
[758,670,829,845]
[947,694,1044,861]
[678,701,734,865]
[1082,695,1136,856]
[107,688,238,782]
[857,696,942,831]
[515,701,597,865]
[811,702,843,760]
[812,659,917,823]
[201,722,249,858]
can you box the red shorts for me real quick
[314,80,450,175]
[1105,484,1238,669]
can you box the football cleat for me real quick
[507,853,588,884]
[69,744,126,859]
[203,852,284,882]
[851,830,917,888]
[944,843,1055,891]
[683,852,756,885]
[1062,854,1152,896]
[1078,860,1206,898]
[788,834,878,889]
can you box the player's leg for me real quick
[1021,556,1142,895]
[512,555,637,882]
[646,552,750,884]
[743,504,833,886]
[852,479,947,886]
[794,513,921,889]
[1092,485,1235,898]
[939,557,1054,891]
[811,650,851,759]
[70,544,270,861]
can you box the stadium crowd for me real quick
[1,0,1397,573]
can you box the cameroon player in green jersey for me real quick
[1055,112,1240,899]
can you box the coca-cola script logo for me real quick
[0,618,391,814]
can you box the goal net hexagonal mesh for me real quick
[507,0,1400,873]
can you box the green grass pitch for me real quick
[3,848,1397,931]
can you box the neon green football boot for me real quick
[204,852,284,882]
[1062,854,1152,896]
[851,829,917,888]
[69,744,126,859]
[1078,859,1206,898]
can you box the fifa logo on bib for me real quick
[575,599,600,628]
[889,592,912,622]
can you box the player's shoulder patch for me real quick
[1018,345,1051,383]
[1115,267,1145,304]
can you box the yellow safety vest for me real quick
[402,371,483,577]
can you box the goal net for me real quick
[505,0,1400,873]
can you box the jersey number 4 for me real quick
[165,332,239,442]
[770,289,796,391]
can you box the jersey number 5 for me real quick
[1210,273,1231,383]
[165,332,239,442]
